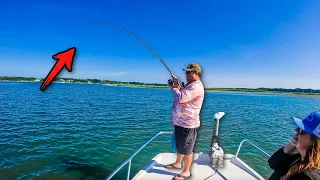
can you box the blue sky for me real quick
[0,0,319,88]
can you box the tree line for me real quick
[0,76,168,87]
[205,87,320,94]
[1,76,319,93]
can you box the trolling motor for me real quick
[209,112,225,169]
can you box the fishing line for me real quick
[75,22,174,77]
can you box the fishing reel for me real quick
[168,79,185,87]
[168,75,184,87]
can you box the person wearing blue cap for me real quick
[268,111,320,180]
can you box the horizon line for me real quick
[1,75,320,90]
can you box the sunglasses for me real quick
[186,71,196,74]
[296,128,307,135]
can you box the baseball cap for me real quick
[292,111,320,138]
[183,63,201,73]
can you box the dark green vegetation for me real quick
[205,87,320,95]
[0,76,169,88]
[1,76,319,95]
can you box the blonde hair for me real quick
[283,135,320,180]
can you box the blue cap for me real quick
[292,111,320,139]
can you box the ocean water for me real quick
[1,82,320,180]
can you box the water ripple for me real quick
[1,82,320,179]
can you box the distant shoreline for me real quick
[1,77,320,97]
[1,80,320,98]
[205,89,320,98]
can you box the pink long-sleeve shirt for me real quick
[171,80,205,128]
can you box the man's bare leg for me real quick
[165,154,184,168]
[174,154,184,166]
[183,154,193,174]
[174,154,192,180]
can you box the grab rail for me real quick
[105,131,173,180]
[235,139,271,158]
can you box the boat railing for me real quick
[105,131,173,180]
[105,134,271,180]
[235,139,271,158]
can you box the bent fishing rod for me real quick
[75,22,175,78]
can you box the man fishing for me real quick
[165,63,205,180]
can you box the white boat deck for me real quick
[105,130,271,180]
[132,152,266,180]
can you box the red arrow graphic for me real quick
[40,47,76,91]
